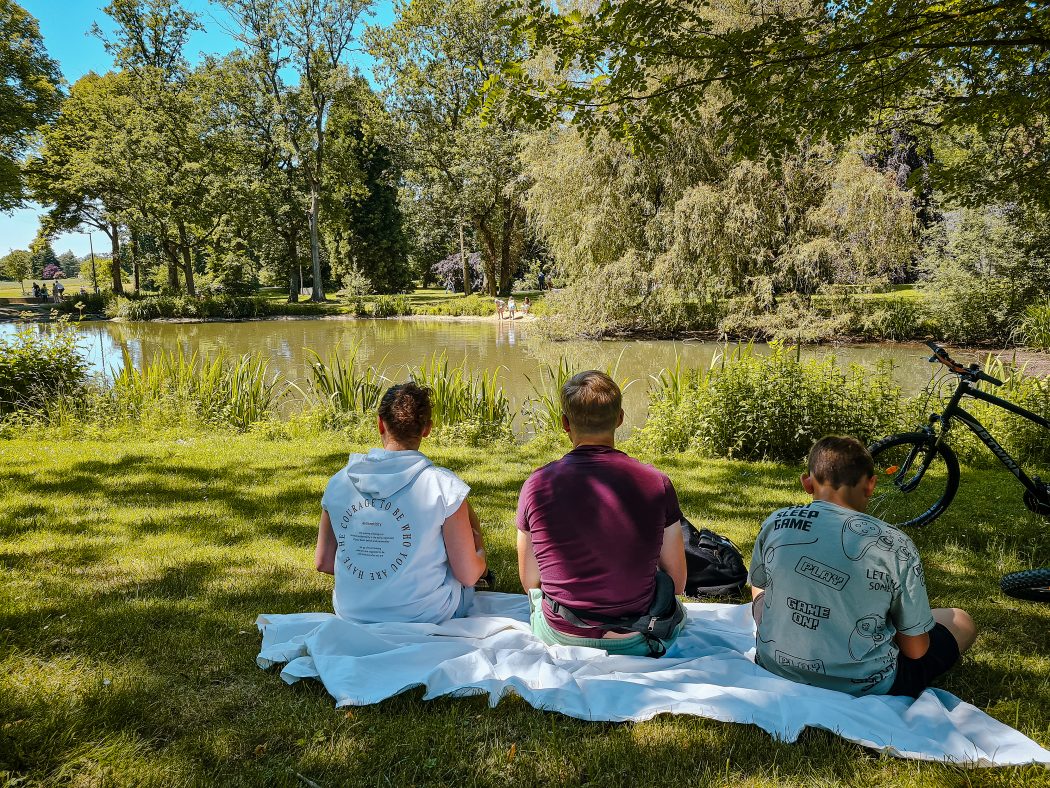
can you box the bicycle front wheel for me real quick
[867,432,960,528]
[1000,568,1050,602]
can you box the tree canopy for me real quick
[0,1,63,210]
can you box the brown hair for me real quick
[378,382,432,442]
[807,436,875,489]
[560,370,622,434]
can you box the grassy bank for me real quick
[1,433,1048,786]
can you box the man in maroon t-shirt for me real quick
[516,370,687,656]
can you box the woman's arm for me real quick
[442,500,487,586]
[314,510,336,575]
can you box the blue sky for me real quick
[0,0,394,258]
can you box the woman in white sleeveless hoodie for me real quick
[314,382,489,623]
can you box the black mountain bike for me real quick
[867,341,1050,602]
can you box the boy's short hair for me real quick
[379,382,432,442]
[808,436,876,489]
[561,371,622,434]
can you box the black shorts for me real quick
[887,623,961,698]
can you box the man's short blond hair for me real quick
[561,370,622,434]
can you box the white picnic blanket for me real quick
[256,593,1050,767]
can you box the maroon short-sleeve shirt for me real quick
[516,444,683,636]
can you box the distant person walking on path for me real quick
[54,280,65,301]
[32,282,40,299]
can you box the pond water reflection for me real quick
[7,317,942,432]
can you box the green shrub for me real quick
[54,292,110,317]
[854,298,926,341]
[0,323,88,415]
[413,293,496,317]
[1018,300,1050,351]
[372,295,414,317]
[109,294,332,321]
[629,343,904,461]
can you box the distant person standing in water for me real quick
[494,298,506,320]
[508,296,516,319]
[522,297,531,316]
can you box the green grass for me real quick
[0,277,99,299]
[1,433,1049,785]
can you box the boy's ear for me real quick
[421,420,432,439]
[800,473,816,495]
[616,408,625,428]
[561,414,571,434]
[377,416,386,436]
[864,474,877,498]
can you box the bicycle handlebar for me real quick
[925,341,1003,386]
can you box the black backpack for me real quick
[680,517,748,598]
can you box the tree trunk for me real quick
[109,223,125,295]
[498,199,518,297]
[177,220,196,297]
[459,221,472,296]
[308,185,325,302]
[130,230,140,293]
[476,216,499,297]
[164,233,181,292]
[287,234,300,303]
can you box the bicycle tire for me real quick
[1000,568,1050,602]
[867,432,960,528]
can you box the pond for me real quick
[9,317,954,431]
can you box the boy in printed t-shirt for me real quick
[749,436,976,697]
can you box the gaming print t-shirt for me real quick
[748,500,935,695]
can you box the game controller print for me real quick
[754,536,818,607]
[848,614,890,660]
[851,660,896,693]
[841,516,914,562]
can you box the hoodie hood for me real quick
[344,448,433,498]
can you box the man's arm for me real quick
[658,520,687,595]
[442,500,487,587]
[517,530,541,590]
[314,510,336,575]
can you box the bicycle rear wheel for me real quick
[1000,568,1050,602]
[867,432,960,528]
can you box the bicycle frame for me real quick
[928,376,1050,493]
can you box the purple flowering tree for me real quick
[433,251,485,293]
[42,263,64,280]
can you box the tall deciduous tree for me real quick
[221,0,373,302]
[368,0,529,297]
[29,71,138,294]
[1,249,31,292]
[0,1,62,210]
[322,78,411,293]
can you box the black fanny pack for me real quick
[542,569,686,650]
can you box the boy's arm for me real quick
[895,630,931,659]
